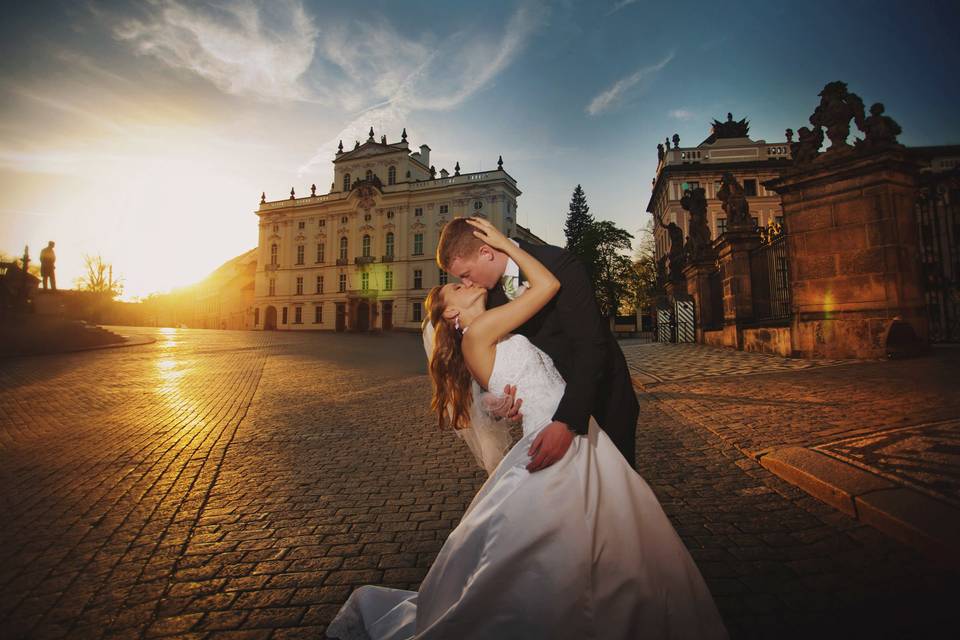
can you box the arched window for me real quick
[339,236,348,261]
[365,169,374,182]
[388,166,396,185]
[343,173,351,191]
[270,243,278,265]
[362,234,371,257]
[385,232,394,257]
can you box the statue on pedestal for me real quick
[809,81,865,152]
[656,214,686,282]
[791,126,824,165]
[717,173,752,230]
[680,187,713,261]
[857,103,902,150]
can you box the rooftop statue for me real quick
[710,112,750,139]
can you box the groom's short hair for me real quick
[437,217,484,270]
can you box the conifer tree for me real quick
[563,185,594,257]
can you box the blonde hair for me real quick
[424,285,473,430]
[437,217,484,272]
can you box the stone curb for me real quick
[2,332,156,358]
[756,446,960,569]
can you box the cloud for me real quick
[586,52,674,116]
[113,0,319,103]
[605,0,640,16]
[668,108,695,120]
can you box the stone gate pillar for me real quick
[682,259,718,344]
[764,149,926,358]
[716,230,761,349]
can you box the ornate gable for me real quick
[335,141,405,163]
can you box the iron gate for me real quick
[916,169,960,342]
[674,298,695,343]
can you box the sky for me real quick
[2,0,959,299]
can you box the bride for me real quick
[326,218,728,639]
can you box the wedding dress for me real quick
[326,335,728,639]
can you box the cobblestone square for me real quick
[1,329,956,639]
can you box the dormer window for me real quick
[473,200,483,210]
[365,169,374,181]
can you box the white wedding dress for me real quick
[326,335,728,639]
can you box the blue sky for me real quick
[2,0,958,298]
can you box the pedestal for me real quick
[716,229,761,349]
[764,149,926,358]
[682,259,719,344]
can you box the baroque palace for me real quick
[254,128,538,331]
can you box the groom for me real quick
[437,217,639,471]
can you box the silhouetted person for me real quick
[40,241,56,291]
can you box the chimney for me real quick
[419,144,431,167]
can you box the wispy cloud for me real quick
[586,52,674,116]
[668,108,695,120]
[605,0,640,17]
[113,0,319,103]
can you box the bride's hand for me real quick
[466,217,513,253]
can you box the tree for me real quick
[581,220,635,320]
[622,219,658,315]
[75,253,124,298]
[563,185,594,259]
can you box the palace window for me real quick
[296,276,303,295]
[413,233,423,256]
[319,219,325,227]
[316,243,324,263]
[296,244,304,265]
[366,169,374,181]
[270,243,278,265]
[412,302,422,323]
[439,269,448,285]
[385,270,393,291]
[272,223,279,232]
[294,306,302,324]
[362,235,371,257]
[474,200,483,210]
[315,304,323,324]
[298,221,305,230]
[340,237,348,260]
[282,307,288,324]
[388,166,396,185]
[339,273,346,292]
[343,173,351,191]
[413,269,423,289]
[269,278,276,296]
[361,272,369,291]
[316,275,324,294]
[744,179,758,197]
[341,216,348,224]
[439,204,448,214]
[364,213,371,221]
[751,216,760,229]
[775,215,785,227]
[717,217,727,236]
[387,210,394,219]
[385,232,395,257]
[415,207,423,217]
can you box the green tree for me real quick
[581,220,635,319]
[563,185,595,259]
[622,218,658,315]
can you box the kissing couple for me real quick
[328,217,727,639]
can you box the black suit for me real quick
[487,240,639,468]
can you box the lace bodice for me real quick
[488,334,566,437]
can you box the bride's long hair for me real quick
[424,285,473,431]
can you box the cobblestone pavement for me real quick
[1,329,955,639]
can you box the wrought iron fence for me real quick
[749,224,792,323]
[916,169,960,342]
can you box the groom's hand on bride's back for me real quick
[527,421,574,472]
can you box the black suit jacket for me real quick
[487,240,619,435]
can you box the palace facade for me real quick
[253,128,535,331]
[648,115,793,267]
